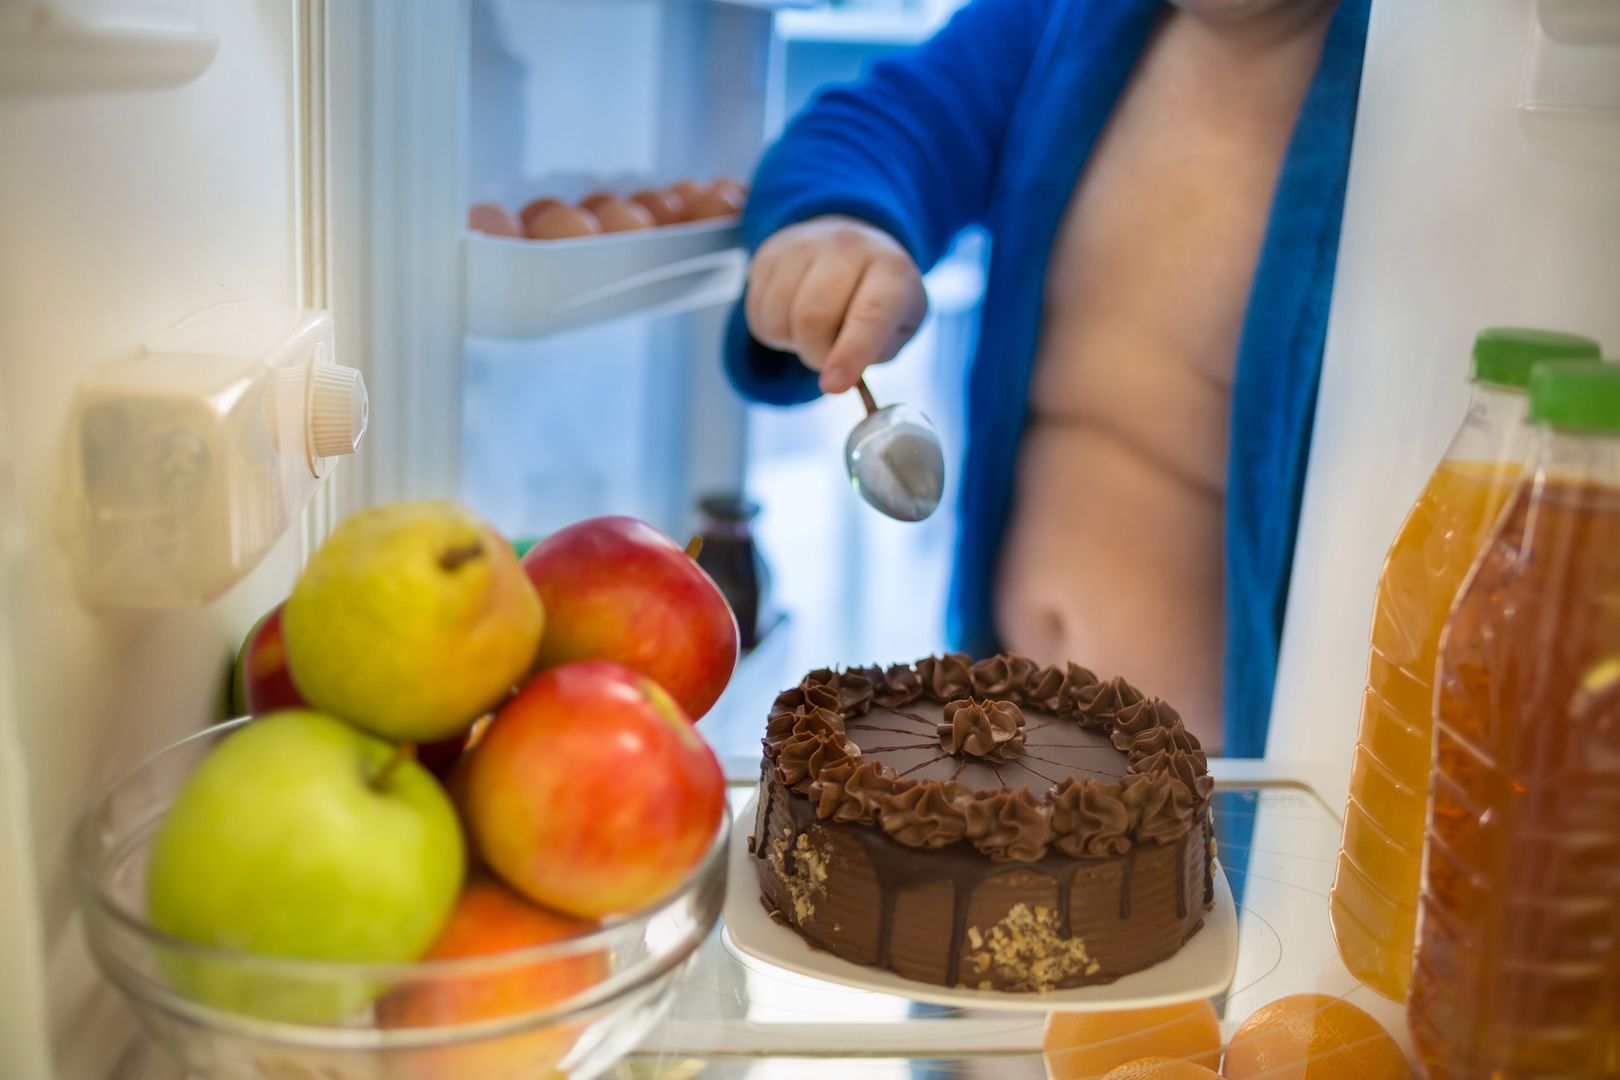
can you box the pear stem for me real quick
[371,742,417,791]
[684,535,704,560]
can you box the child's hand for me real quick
[745,216,928,395]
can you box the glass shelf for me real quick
[117,775,1410,1078]
[608,778,1411,1076]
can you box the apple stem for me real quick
[684,535,704,560]
[371,742,417,791]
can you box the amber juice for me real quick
[1411,463,1620,1078]
[1329,460,1521,1000]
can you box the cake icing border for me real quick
[761,653,1215,863]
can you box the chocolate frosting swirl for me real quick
[807,759,896,824]
[1133,746,1215,802]
[1076,675,1145,730]
[1024,661,1101,715]
[1119,772,1201,844]
[878,781,972,848]
[775,730,856,790]
[915,653,973,700]
[1129,721,1207,764]
[761,653,1214,861]
[1050,778,1132,857]
[937,698,1026,763]
[967,654,1036,697]
[1109,697,1179,752]
[872,665,924,708]
[964,788,1053,862]
[768,683,841,733]
[801,668,876,717]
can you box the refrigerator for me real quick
[0,0,1616,1077]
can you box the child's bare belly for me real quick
[995,8,1331,749]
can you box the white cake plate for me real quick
[722,792,1239,1013]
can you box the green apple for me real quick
[283,501,544,743]
[145,711,465,1022]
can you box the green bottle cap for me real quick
[1529,361,1620,432]
[1472,327,1602,389]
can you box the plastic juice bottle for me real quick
[1411,360,1620,1079]
[1329,329,1601,1001]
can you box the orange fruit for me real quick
[1045,1000,1223,1079]
[1223,993,1411,1079]
[1103,1058,1223,1080]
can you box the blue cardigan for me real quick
[724,0,1370,756]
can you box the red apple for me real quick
[465,660,725,918]
[377,876,603,1077]
[230,603,308,717]
[520,516,738,720]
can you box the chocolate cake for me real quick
[751,653,1216,992]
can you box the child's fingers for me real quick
[820,258,927,394]
[746,238,817,352]
[787,250,868,372]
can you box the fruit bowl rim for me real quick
[75,717,730,1028]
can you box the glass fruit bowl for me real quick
[76,718,729,1079]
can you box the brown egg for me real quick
[591,197,655,233]
[580,190,618,213]
[708,178,748,204]
[685,185,745,221]
[525,204,601,240]
[630,188,686,226]
[518,196,564,230]
[468,203,524,237]
[669,179,708,210]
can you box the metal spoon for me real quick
[844,377,946,522]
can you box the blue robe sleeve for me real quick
[725,0,1048,406]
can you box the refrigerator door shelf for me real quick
[0,1,217,95]
[775,6,955,45]
[464,220,745,340]
[1520,13,1620,167]
[708,0,816,8]
[1537,0,1620,44]
[58,305,366,609]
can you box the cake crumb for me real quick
[747,835,757,855]
[978,980,992,991]
[1085,961,1101,976]
[960,903,1095,993]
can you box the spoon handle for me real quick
[855,376,879,418]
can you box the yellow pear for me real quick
[285,501,543,742]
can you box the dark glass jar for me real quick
[694,494,771,651]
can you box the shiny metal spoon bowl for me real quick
[845,379,946,522]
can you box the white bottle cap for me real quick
[310,364,368,458]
